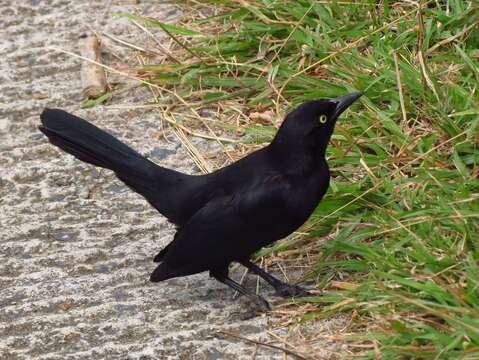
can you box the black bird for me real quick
[39,92,362,312]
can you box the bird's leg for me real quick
[240,260,311,298]
[210,268,271,313]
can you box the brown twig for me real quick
[417,0,440,102]
[393,51,408,132]
[215,330,312,360]
[78,32,107,98]
[427,20,479,55]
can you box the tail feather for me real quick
[39,125,113,168]
[150,262,175,282]
[39,108,190,224]
[153,243,171,263]
[40,108,144,171]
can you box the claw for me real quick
[240,296,271,320]
[275,284,311,298]
[252,296,272,312]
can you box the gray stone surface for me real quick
[0,1,346,359]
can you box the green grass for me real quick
[123,1,478,358]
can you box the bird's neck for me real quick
[269,138,325,174]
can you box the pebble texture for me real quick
[0,1,345,359]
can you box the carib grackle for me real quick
[39,92,362,312]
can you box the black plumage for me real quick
[39,92,362,311]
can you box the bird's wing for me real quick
[150,175,303,282]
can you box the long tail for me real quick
[39,108,189,224]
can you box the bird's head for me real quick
[272,92,363,159]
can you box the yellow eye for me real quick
[319,115,327,123]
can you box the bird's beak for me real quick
[332,92,363,119]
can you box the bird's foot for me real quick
[239,296,271,320]
[251,295,272,313]
[274,284,311,298]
